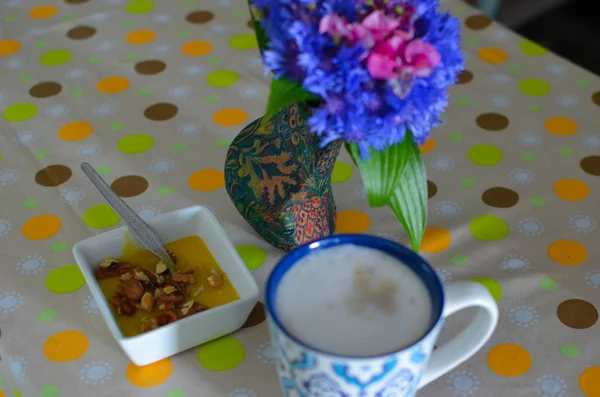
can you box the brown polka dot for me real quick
[557,299,598,329]
[241,302,266,328]
[64,0,89,3]
[67,25,96,40]
[110,175,148,198]
[457,70,473,84]
[476,113,509,131]
[482,187,519,208]
[592,92,600,107]
[35,165,72,187]
[465,14,492,30]
[247,20,254,29]
[29,81,62,98]
[144,103,178,121]
[427,180,437,199]
[134,60,166,75]
[580,156,600,176]
[186,11,214,24]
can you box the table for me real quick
[1,0,599,396]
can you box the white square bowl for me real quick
[73,205,260,366]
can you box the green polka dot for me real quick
[559,147,573,157]
[40,384,60,397]
[109,121,124,131]
[38,309,56,323]
[4,103,38,122]
[508,64,521,72]
[197,337,245,371]
[96,165,112,175]
[450,133,464,142]
[118,133,154,154]
[331,161,353,183]
[450,254,467,266]
[576,79,589,87]
[470,215,508,241]
[21,198,38,209]
[4,16,15,22]
[236,245,267,270]
[125,0,155,14]
[122,19,133,27]
[460,177,476,187]
[528,104,542,112]
[457,97,472,106]
[157,185,174,195]
[137,88,151,96]
[471,277,502,301]
[530,196,545,207]
[40,50,72,66]
[51,241,69,253]
[518,78,550,96]
[222,228,229,236]
[229,34,258,50]
[83,204,120,228]
[214,138,230,147]
[522,152,536,161]
[14,389,22,397]
[208,56,221,64]
[20,74,33,82]
[561,344,579,358]
[173,143,188,152]
[234,10,246,16]
[0,376,4,385]
[467,144,503,166]
[70,89,83,98]
[166,390,186,397]
[183,0,195,6]
[45,265,85,294]
[520,40,547,56]
[36,41,48,48]
[453,4,467,13]
[63,14,74,21]
[179,31,191,38]
[540,277,557,291]
[207,70,240,88]
[205,95,219,104]
[35,150,51,159]
[88,56,101,64]
[465,37,478,46]
[123,53,137,61]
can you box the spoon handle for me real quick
[80,162,177,274]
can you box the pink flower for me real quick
[348,24,375,49]
[367,41,398,79]
[319,14,349,39]
[361,10,400,41]
[404,40,441,77]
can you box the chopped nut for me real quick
[157,275,165,284]
[207,273,222,288]
[163,285,177,295]
[141,317,158,332]
[154,288,163,299]
[140,292,154,313]
[134,270,150,282]
[110,296,136,316]
[168,250,177,264]
[180,300,194,316]
[120,272,133,280]
[183,302,208,317]
[96,262,134,279]
[172,269,198,284]
[156,261,168,274]
[99,257,119,268]
[192,285,204,297]
[156,294,185,306]
[115,279,144,301]
[158,304,165,311]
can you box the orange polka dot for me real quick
[58,121,93,141]
[126,359,173,387]
[22,214,62,240]
[336,210,371,233]
[213,108,248,127]
[548,240,587,266]
[43,330,89,362]
[126,29,156,45]
[182,40,212,56]
[0,39,21,56]
[29,5,58,19]
[96,76,130,94]
[478,47,508,64]
[580,366,600,397]
[487,344,532,377]
[554,178,589,201]
[0,388,5,397]
[544,116,578,136]
[420,227,451,253]
[419,138,436,153]
[188,169,225,191]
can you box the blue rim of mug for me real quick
[265,234,445,359]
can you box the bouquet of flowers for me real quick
[247,0,464,251]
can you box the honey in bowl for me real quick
[97,235,240,337]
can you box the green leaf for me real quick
[347,138,409,207]
[263,77,315,125]
[388,137,428,252]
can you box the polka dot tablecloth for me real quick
[0,0,599,396]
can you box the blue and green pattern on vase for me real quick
[224,103,342,251]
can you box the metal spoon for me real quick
[80,162,177,274]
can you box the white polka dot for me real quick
[6,0,21,8]
[4,57,24,70]
[491,73,512,84]
[570,215,596,233]
[0,169,20,186]
[509,306,539,327]
[355,184,367,199]
[431,155,455,171]
[585,270,600,288]
[136,206,160,221]
[212,24,228,33]
[217,0,233,6]
[0,220,12,237]
[80,361,114,386]
[94,41,116,52]
[0,91,8,103]
[83,295,100,314]
[228,389,257,397]
[183,64,204,76]
[582,134,600,149]
[16,255,45,276]
[91,12,110,22]
[61,187,87,205]
[435,201,462,217]
[153,13,172,23]
[179,121,202,136]
[490,94,511,108]
[248,56,264,69]
[556,95,579,108]
[491,29,511,42]
[255,342,277,364]
[0,292,24,313]
[45,104,70,119]
[9,356,28,382]
[446,370,480,395]
[502,254,530,272]
[240,84,263,99]
[92,103,116,117]
[546,64,567,75]
[509,169,534,184]
[435,268,452,284]
[518,132,542,147]
[169,85,192,99]
[77,144,102,159]
[518,218,544,236]
[148,158,175,173]
[535,374,567,397]
[65,68,88,80]
[152,43,170,54]
[14,131,39,146]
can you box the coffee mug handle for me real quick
[418,281,499,388]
